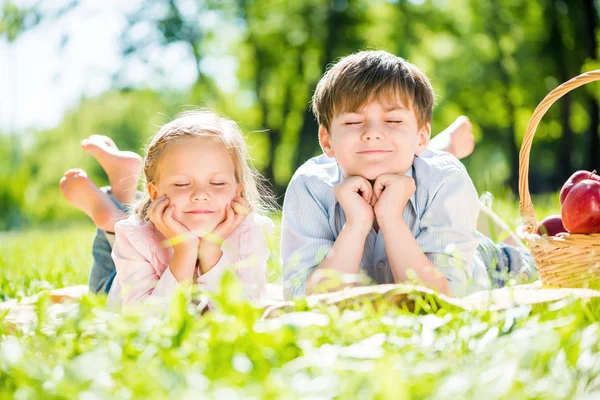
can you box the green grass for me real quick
[4,192,599,399]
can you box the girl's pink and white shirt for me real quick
[107,212,273,307]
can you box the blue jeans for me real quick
[89,188,128,294]
[477,232,536,287]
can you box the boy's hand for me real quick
[148,195,199,250]
[334,176,374,233]
[373,174,416,223]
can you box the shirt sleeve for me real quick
[415,168,481,297]
[196,214,272,302]
[233,214,273,301]
[281,175,335,299]
[112,222,185,306]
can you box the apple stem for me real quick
[590,170,597,179]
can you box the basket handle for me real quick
[519,70,600,230]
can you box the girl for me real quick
[106,110,275,306]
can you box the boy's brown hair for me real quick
[312,50,434,131]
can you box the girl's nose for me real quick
[191,186,210,202]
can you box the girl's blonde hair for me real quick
[133,110,275,222]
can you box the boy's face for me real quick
[319,100,430,180]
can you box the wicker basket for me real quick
[518,70,600,288]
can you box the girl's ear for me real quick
[318,125,335,158]
[415,122,431,156]
[147,182,159,200]
[236,182,243,198]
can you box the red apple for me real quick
[560,170,600,205]
[537,214,567,236]
[561,179,600,234]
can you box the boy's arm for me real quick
[375,170,480,297]
[281,175,372,299]
[374,174,453,296]
[306,176,374,295]
[413,169,481,296]
[379,221,453,296]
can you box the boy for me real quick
[281,50,531,299]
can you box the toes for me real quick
[81,135,118,151]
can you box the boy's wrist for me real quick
[378,217,408,232]
[344,220,372,237]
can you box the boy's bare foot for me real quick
[430,116,475,160]
[81,135,142,204]
[59,169,127,232]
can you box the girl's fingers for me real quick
[148,195,168,217]
[231,200,249,215]
[162,204,175,224]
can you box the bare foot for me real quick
[59,169,127,232]
[430,116,475,160]
[81,135,142,204]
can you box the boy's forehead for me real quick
[336,95,414,115]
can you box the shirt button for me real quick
[377,261,385,269]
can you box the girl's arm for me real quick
[112,221,195,306]
[197,214,272,301]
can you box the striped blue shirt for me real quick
[281,149,491,299]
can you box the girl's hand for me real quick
[197,197,249,274]
[147,195,199,250]
[200,196,250,250]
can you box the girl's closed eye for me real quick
[386,120,403,124]
[211,182,227,186]
[174,183,190,188]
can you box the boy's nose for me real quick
[362,127,384,141]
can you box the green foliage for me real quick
[2,0,599,231]
[2,255,600,398]
[2,193,597,398]
[0,224,93,301]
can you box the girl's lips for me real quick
[186,210,216,214]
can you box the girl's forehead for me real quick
[160,137,235,170]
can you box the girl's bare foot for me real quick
[59,169,127,232]
[81,135,142,205]
[430,116,475,160]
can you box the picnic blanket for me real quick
[3,282,600,328]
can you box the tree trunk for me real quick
[293,6,344,170]
[549,1,574,186]
[584,0,600,169]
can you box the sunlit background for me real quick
[1,0,599,230]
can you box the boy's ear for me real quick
[318,125,335,158]
[147,183,159,200]
[415,122,431,156]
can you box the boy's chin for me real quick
[346,167,390,181]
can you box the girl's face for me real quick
[148,136,240,236]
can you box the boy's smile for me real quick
[319,100,431,180]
